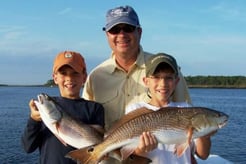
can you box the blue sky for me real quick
[1,0,245,85]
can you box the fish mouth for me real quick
[37,93,49,104]
[37,95,43,104]
[218,117,228,128]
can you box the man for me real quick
[83,6,192,163]
[83,5,191,130]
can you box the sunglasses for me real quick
[108,25,137,34]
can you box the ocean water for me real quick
[0,87,245,164]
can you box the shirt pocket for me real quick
[95,88,119,104]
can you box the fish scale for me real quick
[35,93,153,163]
[66,106,228,164]
[34,93,104,149]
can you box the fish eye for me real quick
[88,147,94,152]
[46,96,51,100]
[129,155,134,160]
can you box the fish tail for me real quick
[66,146,100,164]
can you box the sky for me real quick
[0,0,245,85]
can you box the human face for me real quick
[143,70,179,106]
[106,23,142,56]
[53,65,86,99]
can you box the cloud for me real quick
[0,25,26,32]
[208,2,246,22]
[58,8,72,15]
[0,25,27,39]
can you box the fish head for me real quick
[34,93,61,124]
[191,108,229,136]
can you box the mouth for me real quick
[157,88,169,94]
[218,118,228,128]
[65,83,75,89]
[37,95,43,104]
[116,39,130,46]
[38,93,49,104]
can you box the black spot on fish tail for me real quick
[88,147,94,152]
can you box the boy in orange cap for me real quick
[22,51,104,164]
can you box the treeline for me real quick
[185,76,246,88]
[44,79,56,87]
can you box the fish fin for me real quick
[122,154,152,164]
[89,124,104,135]
[175,127,194,157]
[108,148,152,164]
[106,107,153,136]
[66,146,99,164]
[187,127,193,145]
[54,123,68,146]
[175,142,189,157]
[120,144,136,160]
[108,149,122,161]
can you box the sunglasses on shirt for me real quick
[108,24,137,34]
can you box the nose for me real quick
[118,29,126,34]
[65,75,73,81]
[158,78,169,86]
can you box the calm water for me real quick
[0,87,245,164]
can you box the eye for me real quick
[88,147,94,152]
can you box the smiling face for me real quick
[53,65,86,99]
[143,63,180,107]
[106,23,142,57]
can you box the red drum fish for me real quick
[66,107,228,164]
[35,93,151,163]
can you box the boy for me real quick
[126,53,212,164]
[21,51,104,164]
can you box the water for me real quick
[0,87,245,164]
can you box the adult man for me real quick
[83,5,191,130]
[83,5,192,163]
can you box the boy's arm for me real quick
[195,131,217,159]
[21,118,42,153]
[21,99,42,153]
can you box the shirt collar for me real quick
[108,46,146,73]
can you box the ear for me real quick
[82,69,87,84]
[143,77,149,86]
[175,77,180,86]
[137,27,142,40]
[82,74,87,84]
[52,73,58,85]
[137,27,142,34]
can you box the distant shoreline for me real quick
[0,84,45,87]
[188,85,246,89]
[1,75,246,89]
[1,84,246,89]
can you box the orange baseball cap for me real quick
[53,51,86,73]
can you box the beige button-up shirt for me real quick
[83,47,191,130]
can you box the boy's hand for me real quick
[134,132,158,155]
[29,99,41,121]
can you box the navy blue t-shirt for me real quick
[21,97,104,164]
